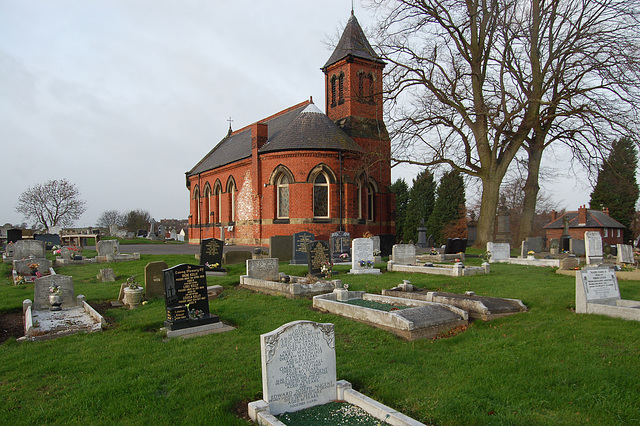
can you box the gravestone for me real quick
[34,234,61,250]
[33,275,75,310]
[561,256,580,270]
[97,240,119,257]
[350,238,380,274]
[526,236,544,253]
[370,236,381,254]
[576,267,620,313]
[570,239,586,256]
[60,246,82,260]
[378,234,395,257]
[444,238,467,254]
[163,264,219,330]
[13,240,46,260]
[13,258,51,275]
[199,238,225,271]
[306,240,332,277]
[585,231,603,265]
[7,229,22,243]
[487,242,510,261]
[426,235,435,249]
[98,268,115,282]
[391,244,416,265]
[260,320,336,415]
[416,219,428,248]
[495,200,511,243]
[330,231,351,262]
[246,258,279,281]
[223,250,253,265]
[145,261,168,299]
[520,240,530,258]
[269,235,293,262]
[617,244,634,264]
[291,232,314,265]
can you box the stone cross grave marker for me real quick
[199,238,225,271]
[585,231,603,265]
[145,261,168,299]
[260,320,336,416]
[97,240,120,257]
[307,240,331,277]
[351,238,374,271]
[291,232,314,264]
[392,244,416,265]
[269,235,293,262]
[617,244,634,264]
[487,242,510,261]
[163,264,219,330]
[330,231,351,261]
[13,240,45,260]
[33,275,75,310]
[246,258,279,281]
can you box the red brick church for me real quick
[186,12,395,245]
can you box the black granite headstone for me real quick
[7,229,22,244]
[444,238,468,254]
[307,240,332,277]
[163,263,219,331]
[291,232,314,264]
[330,231,351,261]
[34,234,61,250]
[378,234,396,257]
[269,235,293,262]
[200,238,226,272]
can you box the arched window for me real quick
[193,185,200,224]
[367,183,376,221]
[277,174,290,218]
[358,71,375,104]
[330,76,337,107]
[203,183,212,224]
[357,181,363,220]
[313,172,330,218]
[338,72,344,105]
[227,178,236,223]
[213,182,222,224]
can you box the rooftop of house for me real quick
[544,207,625,229]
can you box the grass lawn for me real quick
[1,254,639,425]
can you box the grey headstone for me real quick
[570,239,586,256]
[617,244,634,264]
[561,257,580,270]
[33,275,75,310]
[487,242,510,260]
[99,268,115,282]
[520,240,530,258]
[330,231,351,261]
[370,236,381,254]
[260,320,336,416]
[526,236,544,253]
[246,258,279,281]
[269,235,293,262]
[13,258,51,275]
[576,268,620,313]
[585,231,603,264]
[145,261,168,299]
[291,232,314,264]
[351,238,374,271]
[13,240,46,260]
[223,250,253,265]
[97,240,120,257]
[392,244,416,265]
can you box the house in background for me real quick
[544,205,625,246]
[185,12,395,245]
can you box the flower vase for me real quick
[123,286,145,309]
[49,294,62,311]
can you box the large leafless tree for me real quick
[15,179,87,231]
[369,0,640,246]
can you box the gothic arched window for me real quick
[367,183,376,221]
[277,174,290,219]
[227,178,236,223]
[330,76,337,107]
[338,72,345,105]
[313,172,330,218]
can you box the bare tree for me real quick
[96,210,125,228]
[124,209,151,233]
[369,0,640,246]
[15,179,87,231]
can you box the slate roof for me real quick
[322,12,385,70]
[187,101,363,177]
[544,210,625,229]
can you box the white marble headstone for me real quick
[617,244,634,264]
[97,240,120,257]
[351,238,374,270]
[576,268,620,314]
[261,320,336,415]
[487,242,510,260]
[585,231,603,265]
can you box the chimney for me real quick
[550,210,557,221]
[578,205,587,225]
[251,122,268,150]
[603,207,610,216]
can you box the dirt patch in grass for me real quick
[233,399,251,421]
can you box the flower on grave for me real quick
[527,251,535,255]
[53,249,61,255]
[321,261,333,278]
[28,262,39,271]
[430,248,438,255]
[455,258,461,263]
[35,271,43,278]
[186,303,204,319]
[481,251,491,261]
[339,253,348,260]
[205,262,219,269]
[343,284,349,290]
[16,276,26,286]
[126,275,139,289]
[373,249,381,256]
[49,283,61,295]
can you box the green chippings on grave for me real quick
[344,298,410,311]
[276,401,389,425]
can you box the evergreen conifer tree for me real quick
[390,179,410,242]
[403,170,436,242]
[590,137,639,242]
[427,170,466,245]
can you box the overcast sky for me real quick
[1,0,597,228]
